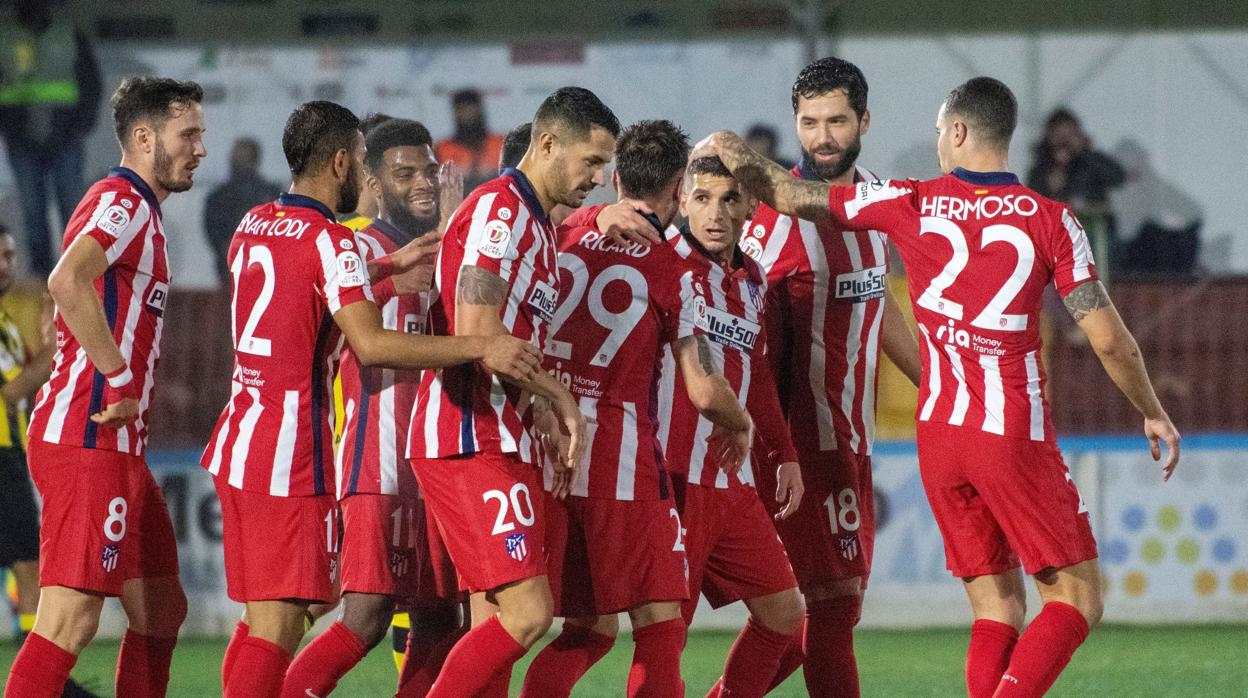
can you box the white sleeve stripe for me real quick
[843,182,912,220]
[461,192,501,269]
[317,231,344,314]
[1062,209,1095,282]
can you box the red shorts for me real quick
[545,494,688,618]
[674,476,797,623]
[338,491,461,605]
[339,493,420,600]
[755,450,875,592]
[215,477,337,603]
[411,452,546,594]
[28,440,178,596]
[917,422,1098,578]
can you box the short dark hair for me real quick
[282,100,360,178]
[500,122,532,172]
[686,156,733,181]
[944,77,1018,148]
[791,56,868,117]
[0,222,8,237]
[614,120,690,199]
[533,87,620,140]
[111,77,204,146]
[1044,107,1079,130]
[364,118,433,172]
[359,112,394,137]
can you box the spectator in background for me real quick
[1112,138,1204,277]
[1027,108,1124,208]
[203,137,281,287]
[745,123,795,170]
[0,0,101,277]
[1028,108,1125,273]
[436,89,503,191]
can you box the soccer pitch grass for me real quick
[3,624,1246,696]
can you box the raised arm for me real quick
[455,266,587,470]
[1064,280,1179,478]
[694,131,832,225]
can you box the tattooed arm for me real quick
[455,265,587,469]
[673,334,752,433]
[693,131,833,225]
[1065,280,1180,478]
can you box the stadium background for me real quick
[2,1,1247,695]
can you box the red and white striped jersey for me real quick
[408,168,558,464]
[746,166,888,456]
[201,193,373,496]
[335,219,431,498]
[541,223,704,501]
[30,167,171,456]
[657,227,798,490]
[826,169,1098,441]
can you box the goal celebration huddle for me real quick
[4,56,1180,698]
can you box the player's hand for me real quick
[438,162,465,232]
[549,463,574,501]
[480,336,543,383]
[689,131,739,163]
[391,263,434,295]
[91,397,139,429]
[595,200,662,245]
[393,231,444,272]
[709,417,752,475]
[1145,414,1180,481]
[773,461,804,520]
[547,393,587,475]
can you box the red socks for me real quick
[4,632,77,698]
[967,619,1019,698]
[803,595,862,697]
[115,630,177,698]
[426,616,526,698]
[222,621,250,692]
[224,636,292,698]
[994,602,1089,697]
[520,624,616,697]
[627,618,686,698]
[281,621,367,698]
[767,633,806,692]
[396,621,467,697]
[714,617,797,697]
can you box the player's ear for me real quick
[333,148,350,180]
[859,109,871,136]
[953,119,969,148]
[611,168,621,193]
[367,173,380,198]
[537,131,556,159]
[131,124,153,155]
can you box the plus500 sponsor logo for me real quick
[696,305,760,352]
[834,265,886,303]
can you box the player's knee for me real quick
[164,584,189,630]
[51,611,101,654]
[342,600,393,649]
[503,596,553,647]
[753,590,805,636]
[1076,593,1104,629]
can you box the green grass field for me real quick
[4,624,1246,696]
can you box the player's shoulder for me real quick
[86,175,148,215]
